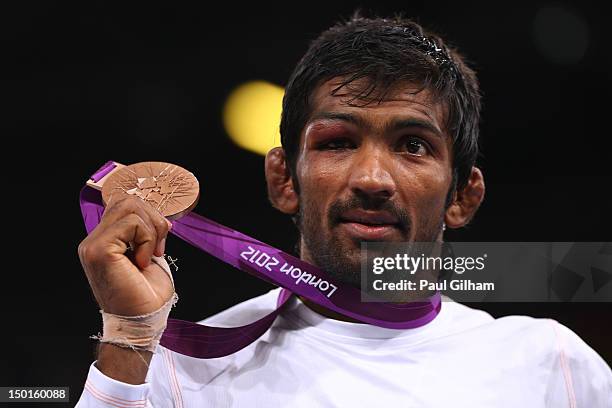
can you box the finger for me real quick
[101,195,171,257]
[98,196,162,254]
[106,213,158,269]
[99,194,142,226]
[132,198,172,257]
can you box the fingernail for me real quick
[166,220,173,230]
[155,237,166,257]
[159,237,166,255]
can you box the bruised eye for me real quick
[318,138,355,150]
[400,137,429,156]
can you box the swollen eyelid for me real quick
[318,138,354,150]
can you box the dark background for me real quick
[1,1,610,406]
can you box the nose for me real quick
[347,145,396,202]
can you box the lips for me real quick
[338,209,401,240]
[339,209,399,225]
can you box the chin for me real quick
[322,250,362,287]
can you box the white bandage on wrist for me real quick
[91,255,178,354]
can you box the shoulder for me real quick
[451,301,606,362]
[444,299,611,371]
[546,319,612,405]
[451,302,612,405]
[197,287,282,327]
[437,300,568,347]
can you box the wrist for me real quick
[96,343,153,385]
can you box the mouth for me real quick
[337,209,402,240]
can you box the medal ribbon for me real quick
[79,163,441,358]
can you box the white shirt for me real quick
[76,287,612,407]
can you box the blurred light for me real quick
[533,5,589,64]
[223,80,284,156]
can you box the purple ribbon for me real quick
[79,165,441,359]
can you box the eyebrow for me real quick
[309,111,444,139]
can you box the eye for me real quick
[400,137,429,156]
[318,138,355,150]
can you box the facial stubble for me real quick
[296,193,446,288]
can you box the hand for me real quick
[78,194,174,316]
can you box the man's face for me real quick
[294,78,454,287]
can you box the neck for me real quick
[296,235,444,322]
[298,240,364,323]
[297,296,364,323]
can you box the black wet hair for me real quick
[280,12,482,193]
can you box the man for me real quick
[76,15,612,407]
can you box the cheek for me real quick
[298,153,347,197]
[300,151,347,179]
[398,165,452,216]
[298,157,347,228]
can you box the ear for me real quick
[265,147,299,215]
[445,166,485,228]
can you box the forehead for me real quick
[307,77,448,131]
